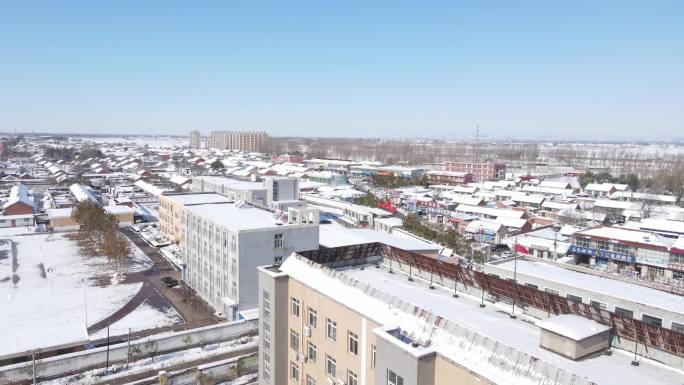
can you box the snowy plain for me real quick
[0,231,153,357]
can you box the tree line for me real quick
[72,201,132,270]
[402,214,486,263]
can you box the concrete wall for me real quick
[374,335,420,385]
[539,330,609,360]
[238,225,319,312]
[258,267,289,385]
[0,320,257,384]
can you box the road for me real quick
[87,228,219,342]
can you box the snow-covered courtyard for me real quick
[0,230,167,358]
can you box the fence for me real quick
[300,242,684,359]
[0,319,257,384]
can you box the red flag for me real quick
[515,243,529,255]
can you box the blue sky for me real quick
[1,1,682,140]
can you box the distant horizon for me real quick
[1,2,682,140]
[3,130,684,145]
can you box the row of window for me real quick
[289,296,377,384]
[290,360,359,385]
[291,298,359,354]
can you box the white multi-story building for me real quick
[181,202,319,320]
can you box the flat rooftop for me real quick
[575,226,674,247]
[279,256,683,385]
[194,176,264,191]
[163,192,233,206]
[494,259,684,315]
[319,226,441,252]
[186,203,311,230]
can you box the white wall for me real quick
[0,320,257,384]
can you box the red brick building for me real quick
[426,170,474,185]
[444,162,506,181]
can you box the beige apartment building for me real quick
[158,192,233,243]
[189,130,202,149]
[258,256,493,385]
[208,130,268,152]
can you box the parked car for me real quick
[161,276,179,288]
[491,244,509,252]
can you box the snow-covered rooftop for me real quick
[276,256,682,385]
[319,226,441,252]
[163,192,233,206]
[494,259,684,314]
[185,203,312,230]
[536,314,609,340]
[575,226,674,248]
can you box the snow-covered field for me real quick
[78,136,188,148]
[90,299,183,340]
[0,231,152,358]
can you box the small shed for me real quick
[536,314,610,360]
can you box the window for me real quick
[308,308,318,328]
[307,341,317,362]
[290,329,300,351]
[672,322,684,334]
[348,331,359,355]
[326,355,337,377]
[273,182,279,201]
[347,370,358,385]
[371,344,376,368]
[326,318,337,341]
[575,237,591,248]
[595,240,609,251]
[614,306,634,318]
[613,243,630,254]
[290,361,300,381]
[590,300,606,310]
[291,297,300,317]
[306,375,316,385]
[274,233,284,249]
[525,283,538,290]
[387,369,404,385]
[566,294,583,303]
[262,290,271,319]
[642,314,662,327]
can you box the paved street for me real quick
[89,228,219,342]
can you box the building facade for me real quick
[258,256,494,385]
[181,203,319,320]
[189,130,201,149]
[207,130,268,152]
[570,226,683,282]
[444,162,506,181]
[426,170,473,185]
[158,192,233,243]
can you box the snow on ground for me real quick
[0,233,147,357]
[218,373,258,385]
[90,299,183,340]
[80,136,188,148]
[42,337,257,385]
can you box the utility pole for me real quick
[106,326,110,370]
[126,328,131,367]
[510,236,518,319]
[32,350,36,385]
